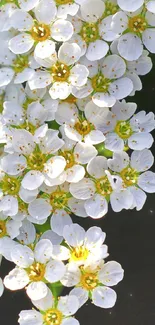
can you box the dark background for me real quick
[1,60,155,325]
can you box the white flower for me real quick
[9,7,73,58]
[62,260,124,308]
[70,156,133,217]
[19,289,80,325]
[72,55,133,107]
[103,100,155,152]
[29,42,89,100]
[69,0,118,61]
[111,6,155,60]
[60,224,108,266]
[4,239,66,300]
[17,219,36,245]
[56,100,106,145]
[1,128,65,191]
[108,149,155,211]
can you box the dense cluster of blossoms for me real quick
[0,0,155,323]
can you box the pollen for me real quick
[44,309,62,325]
[70,246,89,262]
[80,272,98,290]
[31,24,51,42]
[27,262,45,281]
[115,120,133,139]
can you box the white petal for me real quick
[44,156,66,179]
[40,230,63,245]
[0,278,4,297]
[84,130,105,145]
[109,77,133,100]
[39,130,64,154]
[1,153,27,175]
[18,310,43,325]
[86,40,109,61]
[26,281,48,300]
[19,187,38,203]
[142,28,155,53]
[61,263,80,287]
[146,0,155,13]
[22,171,44,191]
[12,129,35,155]
[84,194,108,219]
[87,156,108,178]
[32,288,53,311]
[17,220,36,245]
[45,260,66,282]
[99,261,124,286]
[66,165,85,183]
[105,133,124,152]
[107,151,129,172]
[131,149,154,172]
[29,71,52,89]
[63,223,85,247]
[58,295,79,316]
[28,198,51,220]
[0,67,14,87]
[74,142,97,164]
[70,178,96,199]
[9,33,34,54]
[69,288,88,308]
[92,92,116,108]
[117,0,144,12]
[58,42,81,65]
[4,268,29,290]
[51,19,73,42]
[68,197,88,217]
[57,3,79,19]
[70,64,89,87]
[49,82,71,100]
[101,54,126,79]
[111,11,128,34]
[34,0,57,24]
[92,286,117,308]
[0,196,18,217]
[6,220,21,239]
[80,0,105,22]
[110,189,133,212]
[118,33,143,61]
[51,210,72,236]
[129,186,146,211]
[62,318,79,325]
[111,100,137,120]
[85,226,106,248]
[35,40,55,59]
[34,239,53,264]
[18,0,40,11]
[138,171,155,193]
[11,244,34,268]
[128,133,153,150]
[10,9,33,31]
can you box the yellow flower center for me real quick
[115,120,133,139]
[19,121,36,134]
[62,94,77,104]
[0,220,7,238]
[50,191,69,210]
[27,149,47,171]
[0,176,21,196]
[70,246,89,262]
[74,120,92,136]
[128,15,148,34]
[12,55,29,74]
[120,167,139,186]
[60,150,75,169]
[51,62,70,82]
[91,73,111,93]
[18,198,28,214]
[80,22,99,43]
[31,24,51,42]
[22,98,36,111]
[55,0,74,4]
[27,262,45,281]
[103,1,119,17]
[96,176,113,197]
[44,309,62,325]
[80,272,98,290]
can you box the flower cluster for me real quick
[0,0,155,323]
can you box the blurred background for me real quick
[1,57,155,325]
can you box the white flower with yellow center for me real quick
[19,289,80,325]
[1,128,65,192]
[111,5,155,60]
[4,239,66,300]
[69,0,119,61]
[70,155,134,218]
[108,149,155,211]
[8,5,73,58]
[72,55,133,107]
[29,42,89,100]
[103,100,155,152]
[56,100,106,145]
[61,260,124,308]
[58,224,109,266]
